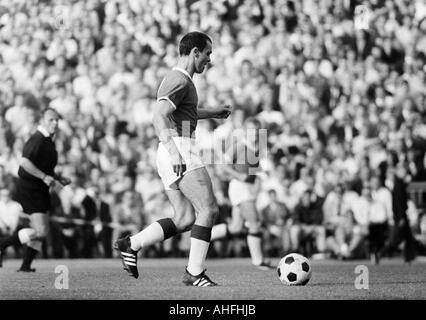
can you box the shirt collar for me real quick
[37,125,50,138]
[173,67,193,83]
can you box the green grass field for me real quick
[1,257,425,300]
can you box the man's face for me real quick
[41,110,59,136]
[194,41,212,74]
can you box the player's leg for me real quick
[0,228,36,268]
[238,200,273,269]
[130,190,195,250]
[178,167,219,286]
[19,213,49,272]
[114,190,195,278]
[214,179,252,240]
[0,212,47,270]
[0,230,25,267]
[1,183,47,269]
[211,205,244,241]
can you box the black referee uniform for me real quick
[1,113,61,271]
[14,129,58,214]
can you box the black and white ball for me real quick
[277,253,312,286]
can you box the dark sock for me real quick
[191,224,212,242]
[20,245,38,270]
[157,218,178,240]
[0,234,20,250]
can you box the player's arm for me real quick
[20,157,55,186]
[152,100,186,177]
[20,158,71,187]
[197,105,232,120]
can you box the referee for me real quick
[0,108,71,271]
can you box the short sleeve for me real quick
[22,135,42,163]
[157,72,188,109]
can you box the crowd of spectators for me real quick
[1,0,426,262]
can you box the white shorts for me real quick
[228,179,256,207]
[156,137,205,191]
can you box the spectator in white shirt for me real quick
[370,174,394,226]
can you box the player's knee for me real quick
[175,213,196,232]
[198,202,219,224]
[228,223,243,235]
[246,222,262,234]
[34,226,48,240]
[36,229,48,239]
[209,205,220,224]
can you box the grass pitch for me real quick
[0,257,425,300]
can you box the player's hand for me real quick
[215,105,232,119]
[57,176,72,186]
[43,175,55,187]
[171,154,187,177]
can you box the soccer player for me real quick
[210,117,274,270]
[114,31,231,286]
[0,108,71,271]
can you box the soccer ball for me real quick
[277,253,312,286]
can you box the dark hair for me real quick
[179,32,212,56]
[41,107,61,119]
[268,189,277,195]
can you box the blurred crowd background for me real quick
[1,0,426,262]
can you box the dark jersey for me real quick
[157,67,198,138]
[18,130,58,188]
